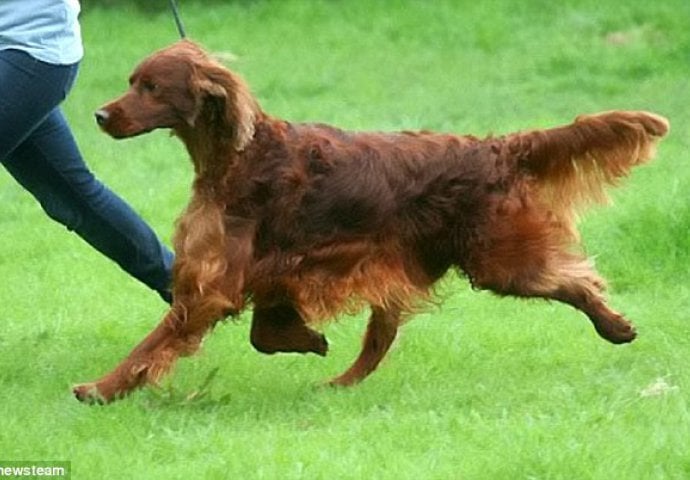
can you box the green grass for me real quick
[1,0,689,478]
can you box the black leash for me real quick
[169,0,187,39]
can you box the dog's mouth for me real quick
[99,124,154,140]
[107,126,154,140]
[94,109,156,139]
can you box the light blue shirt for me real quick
[0,0,83,65]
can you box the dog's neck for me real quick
[174,106,263,181]
[176,124,234,177]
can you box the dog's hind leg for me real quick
[536,258,636,344]
[328,305,401,387]
[468,235,636,344]
[250,305,328,356]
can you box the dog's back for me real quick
[247,111,668,262]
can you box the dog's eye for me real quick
[142,81,158,93]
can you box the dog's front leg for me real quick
[73,202,255,404]
[72,295,232,404]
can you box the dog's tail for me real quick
[511,110,669,212]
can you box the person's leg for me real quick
[0,49,77,159]
[3,110,174,301]
[0,50,173,302]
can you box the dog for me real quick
[73,40,669,403]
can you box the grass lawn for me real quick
[1,0,688,478]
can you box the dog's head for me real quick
[95,40,258,151]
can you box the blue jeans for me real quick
[0,49,173,303]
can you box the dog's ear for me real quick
[190,63,258,151]
[196,77,228,99]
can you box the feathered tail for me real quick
[511,110,669,213]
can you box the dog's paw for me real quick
[72,382,108,405]
[595,317,637,344]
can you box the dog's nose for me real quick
[94,109,110,126]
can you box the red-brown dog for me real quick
[74,40,668,403]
